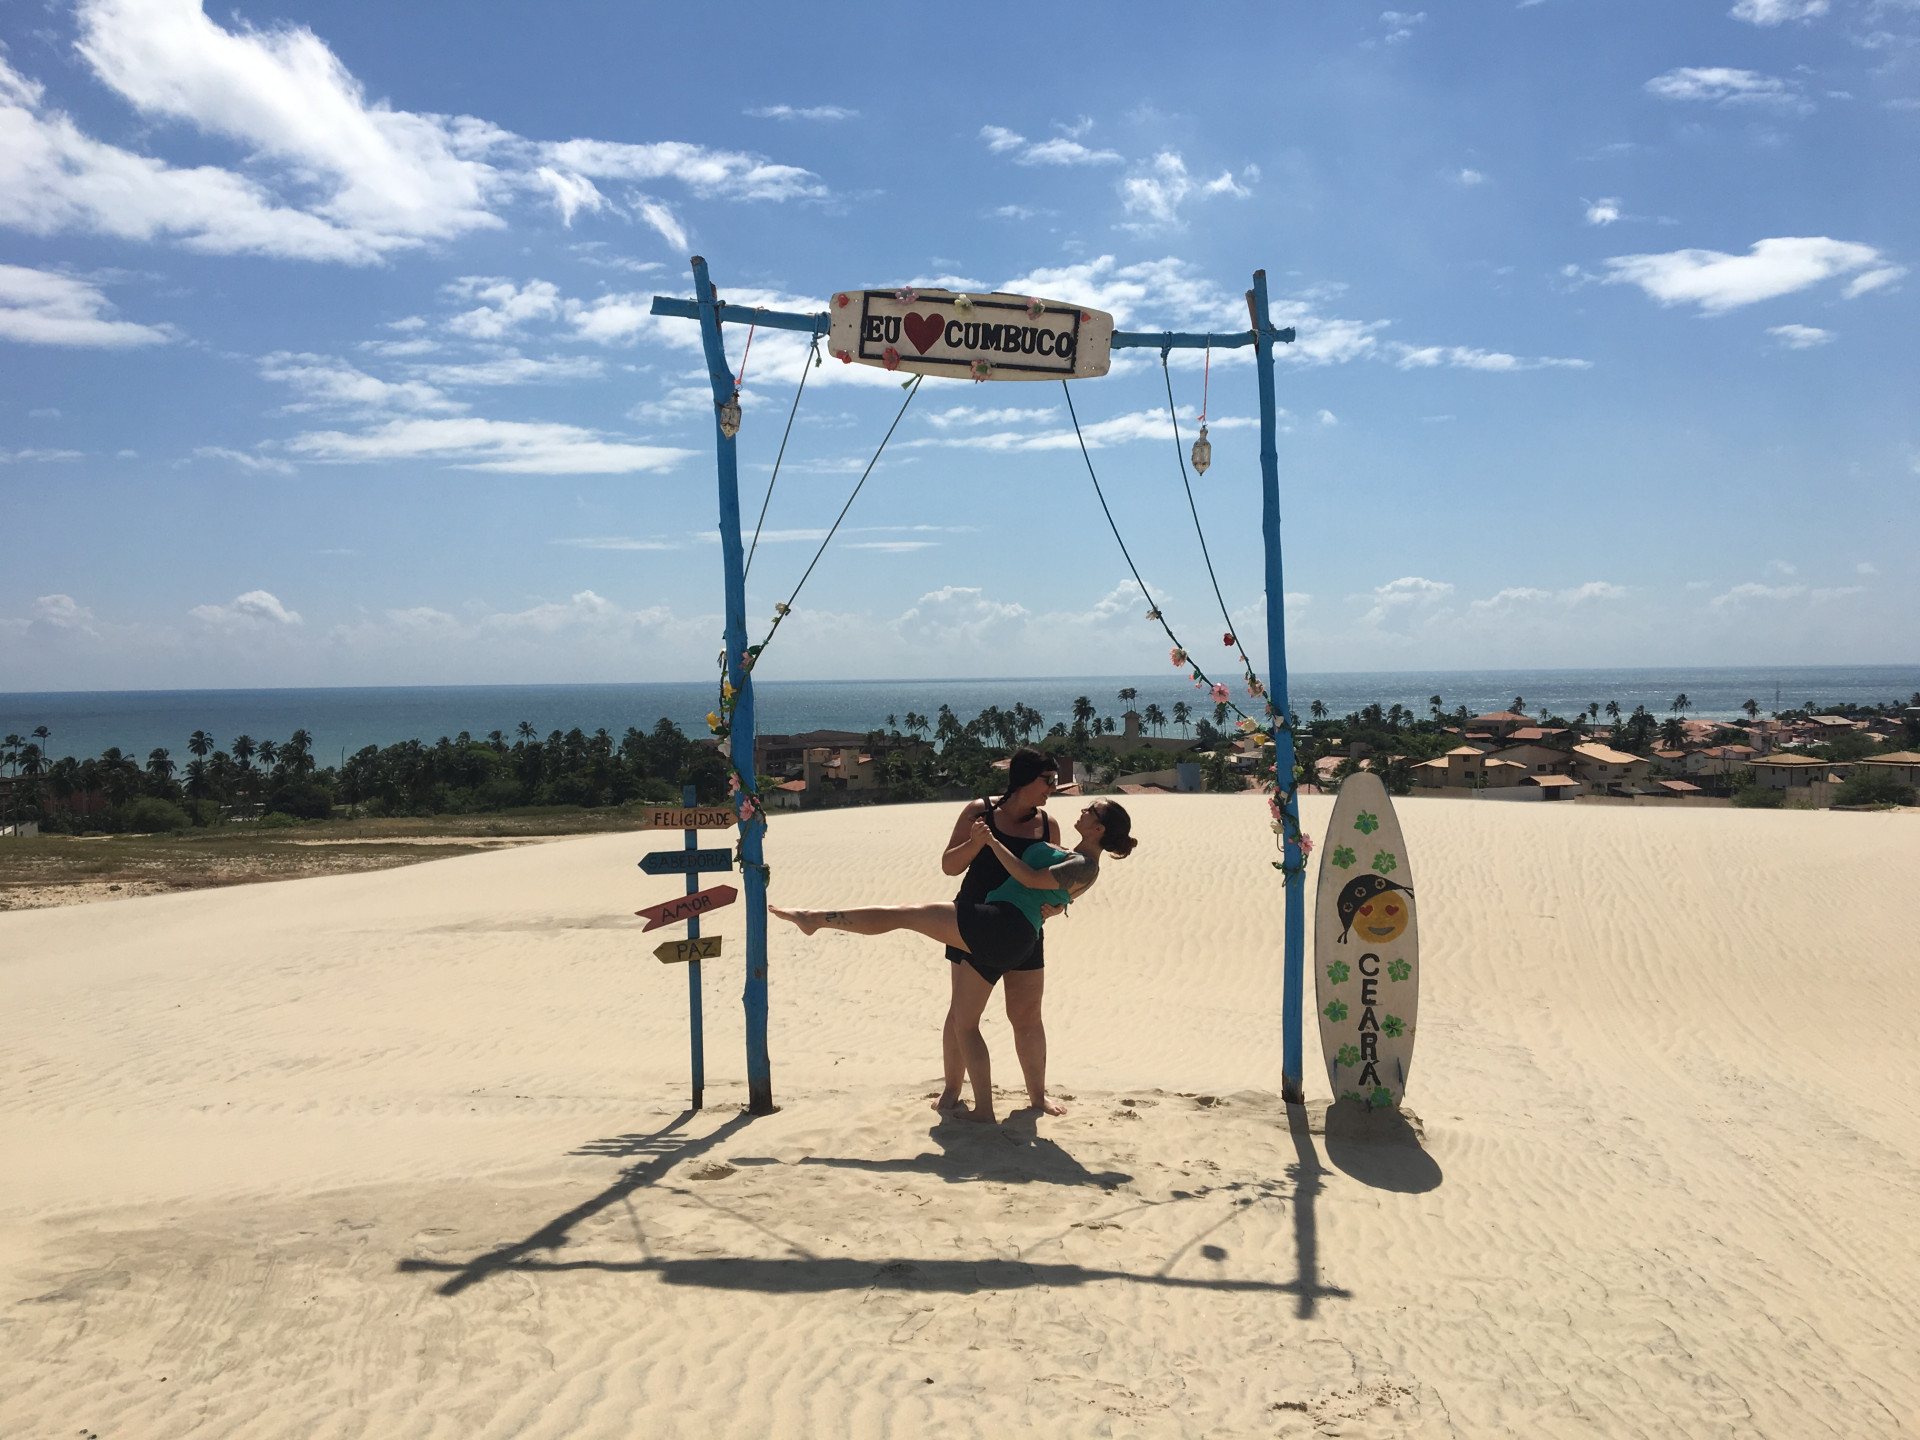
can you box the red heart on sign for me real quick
[902,311,946,355]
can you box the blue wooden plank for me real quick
[688,256,775,1117]
[639,848,733,876]
[682,782,704,1112]
[1250,269,1307,1105]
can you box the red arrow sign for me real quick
[635,883,739,933]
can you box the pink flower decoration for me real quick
[882,346,901,371]
[1268,795,1283,821]
[1210,683,1230,703]
[835,349,852,364]
[835,293,850,308]
[895,287,918,304]
[1025,296,1045,319]
[1169,647,1187,665]
[1298,834,1314,856]
[1247,680,1265,698]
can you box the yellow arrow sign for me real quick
[639,807,737,830]
[654,935,723,965]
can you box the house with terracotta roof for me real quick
[1748,753,1846,791]
[1855,751,1920,790]
[1467,711,1531,737]
[1570,742,1650,795]
[1412,746,1529,790]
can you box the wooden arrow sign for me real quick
[655,935,722,965]
[636,883,738,933]
[638,806,736,830]
[638,848,733,876]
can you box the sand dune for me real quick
[3,793,1917,1437]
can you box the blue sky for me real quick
[1,0,1915,690]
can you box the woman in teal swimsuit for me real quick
[770,800,1136,1123]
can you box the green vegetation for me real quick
[1732,785,1786,809]
[1833,768,1917,809]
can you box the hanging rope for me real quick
[733,309,761,390]
[1161,351,1263,696]
[1060,380,1259,726]
[744,333,820,582]
[710,372,925,748]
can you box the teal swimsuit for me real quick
[984,842,1073,928]
[953,840,1073,984]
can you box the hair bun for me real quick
[1107,834,1138,858]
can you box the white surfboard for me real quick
[1314,772,1419,1109]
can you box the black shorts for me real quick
[950,902,1041,986]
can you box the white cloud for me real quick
[0,447,84,464]
[1020,138,1123,166]
[0,264,170,347]
[1644,66,1802,108]
[745,105,857,122]
[891,585,1034,648]
[1602,237,1897,313]
[1470,580,1628,611]
[845,541,938,552]
[191,589,303,627]
[921,405,1060,429]
[1585,197,1622,225]
[1842,265,1906,298]
[1382,10,1427,42]
[1857,561,1879,576]
[1393,344,1590,371]
[410,353,605,386]
[0,3,822,268]
[551,536,680,551]
[260,352,460,412]
[1708,581,1807,611]
[992,204,1036,221]
[1730,0,1828,23]
[1119,152,1250,229]
[1767,323,1835,348]
[1360,575,1454,627]
[631,196,690,252]
[192,445,296,474]
[977,124,1119,166]
[1317,409,1338,425]
[1452,168,1488,186]
[33,594,98,633]
[286,416,694,473]
[444,277,564,339]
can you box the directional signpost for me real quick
[640,785,737,1112]
[656,936,724,965]
[639,848,733,876]
[636,883,738,933]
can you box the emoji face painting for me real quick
[1334,874,1416,945]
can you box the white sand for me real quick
[3,793,1917,1438]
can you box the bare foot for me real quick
[769,905,820,936]
[931,1087,966,1113]
[1032,1094,1068,1117]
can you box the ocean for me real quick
[3,666,1916,766]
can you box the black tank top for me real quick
[954,795,1050,906]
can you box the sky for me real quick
[1,0,1916,691]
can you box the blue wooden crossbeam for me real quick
[645,297,1293,352]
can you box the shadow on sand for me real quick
[1321,1098,1443,1194]
[796,1109,1132,1189]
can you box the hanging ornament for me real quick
[970,359,993,381]
[952,293,976,315]
[717,392,742,437]
[1190,423,1212,475]
[882,346,901,371]
[1222,631,1236,647]
[1025,296,1046,320]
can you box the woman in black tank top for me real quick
[935,747,1064,1118]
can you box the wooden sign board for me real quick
[1313,772,1420,1110]
[636,883,738,933]
[639,848,733,876]
[638,807,736,830]
[827,288,1113,381]
[656,935,723,965]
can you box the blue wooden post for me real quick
[680,783,705,1110]
[689,256,774,1115]
[1250,269,1307,1105]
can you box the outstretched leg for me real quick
[771,902,965,949]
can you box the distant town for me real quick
[3,689,1918,837]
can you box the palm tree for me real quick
[1428,695,1443,723]
[231,735,256,771]
[1742,698,1760,721]
[1660,716,1685,748]
[1212,701,1230,727]
[147,748,175,782]
[517,721,536,743]
[1072,695,1095,730]
[1,735,19,777]
[189,730,214,762]
[1172,700,1192,736]
[1014,703,1042,741]
[1310,699,1327,723]
[1118,687,1138,709]
[257,738,279,770]
[1511,696,1526,715]
[1605,700,1621,725]
[1143,702,1166,735]
[1587,702,1601,723]
[32,724,51,758]
[284,730,315,775]
[1672,693,1691,717]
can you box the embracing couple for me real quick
[772,748,1136,1124]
